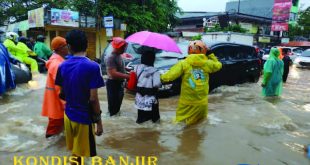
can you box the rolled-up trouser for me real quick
[46,118,64,138]
[106,79,124,116]
[15,56,39,72]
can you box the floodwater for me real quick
[0,66,310,165]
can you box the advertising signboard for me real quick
[51,8,79,27]
[28,7,44,28]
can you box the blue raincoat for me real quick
[0,43,16,95]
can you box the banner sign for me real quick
[51,8,79,27]
[28,7,44,28]
[271,0,292,31]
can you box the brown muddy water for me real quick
[0,66,309,165]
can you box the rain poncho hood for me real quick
[262,48,284,97]
[161,53,222,125]
[0,43,16,95]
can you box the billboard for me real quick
[28,7,44,28]
[51,8,79,27]
[271,0,292,31]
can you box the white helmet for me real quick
[6,32,19,40]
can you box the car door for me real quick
[240,46,260,82]
[210,45,238,89]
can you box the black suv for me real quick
[208,42,261,90]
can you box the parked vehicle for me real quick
[206,42,261,90]
[262,46,303,61]
[294,49,310,68]
[100,42,143,75]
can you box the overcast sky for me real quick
[177,0,310,12]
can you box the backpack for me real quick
[127,65,143,91]
[127,71,138,90]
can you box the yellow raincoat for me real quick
[3,39,38,72]
[161,53,222,125]
[3,39,20,57]
[15,42,38,72]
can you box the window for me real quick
[293,48,303,54]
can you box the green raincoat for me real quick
[262,48,284,97]
[34,41,52,60]
[161,53,222,125]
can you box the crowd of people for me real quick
[1,28,308,163]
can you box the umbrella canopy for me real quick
[126,31,182,54]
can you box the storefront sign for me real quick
[259,37,271,43]
[51,8,79,27]
[28,7,44,28]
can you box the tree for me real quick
[289,6,310,40]
[205,24,248,33]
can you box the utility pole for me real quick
[238,0,241,13]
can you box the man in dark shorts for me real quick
[105,37,130,116]
[55,30,104,163]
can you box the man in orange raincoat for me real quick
[41,36,68,138]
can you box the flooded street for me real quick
[1,66,310,165]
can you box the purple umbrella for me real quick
[125,31,182,54]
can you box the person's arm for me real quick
[89,65,105,136]
[90,89,103,136]
[51,63,65,105]
[55,66,65,100]
[206,53,222,73]
[161,61,184,83]
[262,60,273,86]
[108,68,130,79]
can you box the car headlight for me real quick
[294,58,301,64]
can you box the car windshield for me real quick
[293,48,303,54]
[301,50,310,57]
[156,41,189,59]
[154,57,179,69]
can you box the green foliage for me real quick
[0,0,181,33]
[205,24,222,32]
[223,24,248,33]
[191,34,202,40]
[291,6,310,40]
[205,24,248,33]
